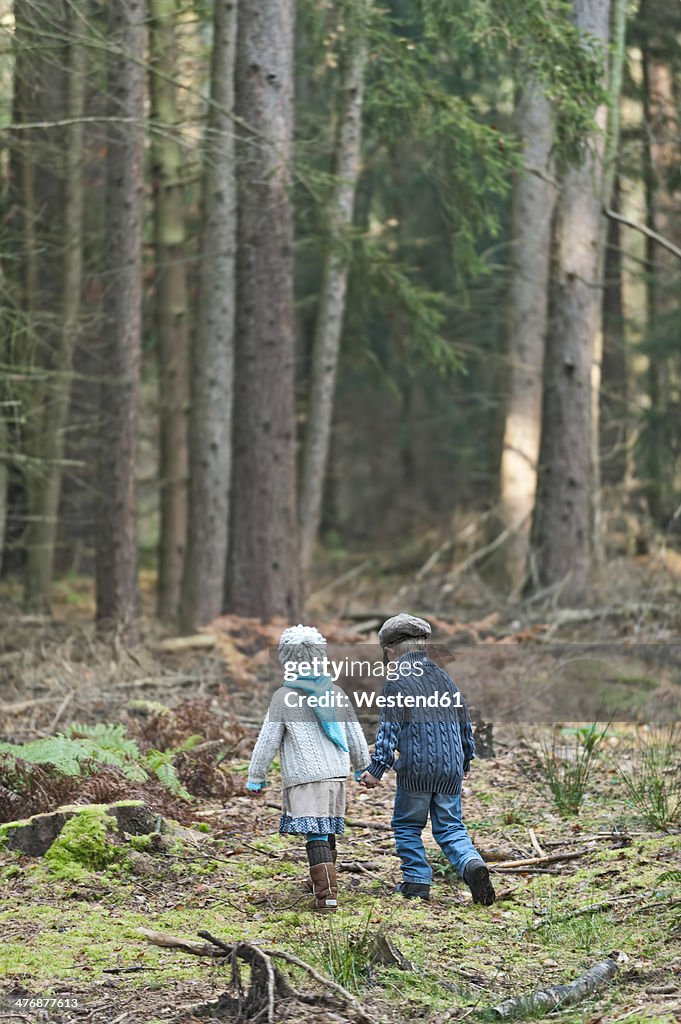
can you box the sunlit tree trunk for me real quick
[150,0,190,624]
[498,79,556,593]
[24,7,85,608]
[225,0,300,620]
[299,0,370,579]
[591,0,627,565]
[179,0,237,631]
[95,0,145,636]
[533,0,610,603]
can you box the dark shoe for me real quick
[393,881,430,901]
[463,859,496,905]
[309,862,338,912]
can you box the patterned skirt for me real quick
[279,778,346,835]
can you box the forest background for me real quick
[0,0,680,636]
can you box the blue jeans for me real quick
[391,787,481,884]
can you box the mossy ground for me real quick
[1,737,680,1024]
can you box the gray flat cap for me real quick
[378,612,432,647]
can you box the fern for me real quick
[143,749,192,800]
[0,724,193,801]
[0,738,89,776]
[67,722,141,760]
[658,870,681,886]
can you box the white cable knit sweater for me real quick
[248,685,371,789]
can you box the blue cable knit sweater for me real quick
[366,651,475,794]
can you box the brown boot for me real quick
[309,861,338,912]
[304,837,337,892]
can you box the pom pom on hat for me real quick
[278,624,327,651]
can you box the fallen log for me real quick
[151,633,218,652]
[491,956,620,1019]
[493,957,620,1019]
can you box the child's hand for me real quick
[357,770,381,789]
[246,780,267,796]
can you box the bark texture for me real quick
[642,0,681,523]
[180,0,237,630]
[498,79,556,591]
[299,0,370,578]
[24,7,85,607]
[225,0,300,620]
[95,0,145,635]
[150,0,190,623]
[533,0,611,603]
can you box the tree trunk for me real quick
[298,0,370,578]
[591,0,627,565]
[641,0,681,525]
[225,0,300,620]
[95,0,145,636]
[498,79,556,593]
[24,6,85,608]
[179,0,237,631]
[150,0,190,624]
[9,0,67,605]
[600,178,628,485]
[533,0,611,603]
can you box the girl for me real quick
[247,624,370,912]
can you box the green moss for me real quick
[129,833,154,852]
[43,807,130,881]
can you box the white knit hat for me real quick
[278,624,327,652]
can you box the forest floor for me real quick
[1,556,680,1024]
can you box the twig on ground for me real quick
[523,893,639,933]
[490,849,588,870]
[48,690,74,732]
[528,828,545,858]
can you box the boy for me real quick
[358,613,495,906]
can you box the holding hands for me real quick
[356,770,381,789]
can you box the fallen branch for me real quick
[138,927,372,1024]
[524,894,639,933]
[151,633,218,652]
[603,206,681,261]
[139,927,221,957]
[492,956,620,1019]
[261,945,373,1024]
[1,696,61,714]
[448,512,531,582]
[490,848,588,870]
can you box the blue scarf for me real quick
[283,674,349,753]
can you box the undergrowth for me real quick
[0,722,196,800]
[310,906,378,992]
[615,725,681,830]
[525,723,609,816]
